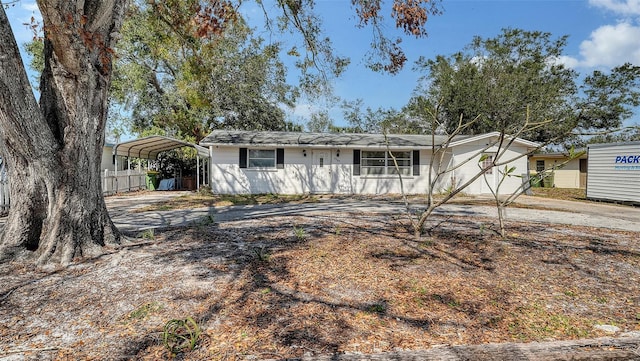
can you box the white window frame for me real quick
[248,149,276,169]
[361,150,412,176]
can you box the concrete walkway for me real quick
[105,192,640,233]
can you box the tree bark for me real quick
[0,1,126,265]
[297,335,640,361]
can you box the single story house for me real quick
[102,143,128,171]
[529,151,588,189]
[200,130,539,195]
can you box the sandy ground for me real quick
[102,191,640,234]
[1,191,638,233]
[1,199,639,360]
[0,191,639,360]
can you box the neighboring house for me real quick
[529,151,588,189]
[200,130,539,195]
[102,143,128,171]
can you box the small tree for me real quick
[388,101,551,240]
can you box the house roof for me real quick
[113,136,209,159]
[200,130,539,149]
[530,150,587,159]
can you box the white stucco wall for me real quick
[447,140,530,195]
[210,146,434,194]
[101,145,128,171]
[209,140,530,195]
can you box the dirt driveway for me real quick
[0,192,638,234]
[103,191,640,233]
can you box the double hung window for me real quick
[361,151,412,176]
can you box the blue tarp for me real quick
[157,178,175,191]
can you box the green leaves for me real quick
[112,1,298,141]
[577,62,640,134]
[414,28,609,145]
[162,317,202,355]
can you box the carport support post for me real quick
[114,154,118,193]
[209,146,213,189]
[196,155,200,191]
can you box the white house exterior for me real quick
[587,142,640,203]
[200,131,538,195]
[101,143,128,171]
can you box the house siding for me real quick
[209,147,435,194]
[101,145,127,171]
[209,139,530,195]
[587,142,640,203]
[102,145,115,171]
[450,140,530,195]
[528,158,582,188]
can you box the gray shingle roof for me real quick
[200,130,470,149]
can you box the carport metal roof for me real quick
[113,135,209,159]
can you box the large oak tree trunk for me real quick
[0,1,126,265]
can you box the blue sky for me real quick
[5,0,640,129]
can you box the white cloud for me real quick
[552,55,580,69]
[578,22,640,67]
[288,104,318,119]
[589,0,640,16]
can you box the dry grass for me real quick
[1,211,638,360]
[530,188,587,202]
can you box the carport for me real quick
[113,135,210,190]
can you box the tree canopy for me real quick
[413,28,640,145]
[111,1,302,141]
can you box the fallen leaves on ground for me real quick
[0,212,638,360]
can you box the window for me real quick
[482,153,494,174]
[248,149,276,168]
[536,160,545,172]
[240,148,284,169]
[361,150,411,176]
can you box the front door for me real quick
[312,151,331,193]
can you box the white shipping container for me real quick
[587,141,640,203]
